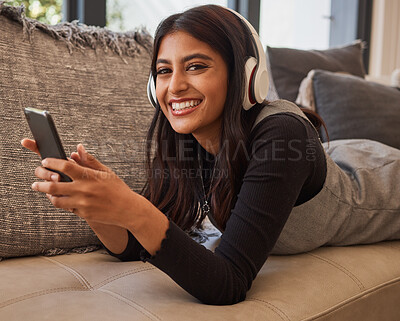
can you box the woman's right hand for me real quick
[20,139,105,173]
[21,138,110,212]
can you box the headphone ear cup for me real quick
[243,57,257,110]
[147,73,158,108]
[253,66,269,103]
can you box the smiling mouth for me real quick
[171,99,202,111]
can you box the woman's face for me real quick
[155,31,228,148]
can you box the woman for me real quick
[22,5,400,305]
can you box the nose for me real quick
[168,69,189,95]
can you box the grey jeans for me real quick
[253,100,400,255]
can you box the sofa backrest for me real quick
[0,4,154,258]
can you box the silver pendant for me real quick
[202,201,210,214]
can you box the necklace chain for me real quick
[198,149,217,215]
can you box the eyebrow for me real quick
[156,53,213,65]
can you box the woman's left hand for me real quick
[31,149,138,228]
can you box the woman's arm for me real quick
[85,221,129,254]
[31,156,170,256]
[86,200,169,258]
[112,114,326,305]
[69,144,169,257]
[21,139,150,258]
[28,139,169,257]
[121,193,170,256]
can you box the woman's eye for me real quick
[187,64,208,71]
[156,68,171,75]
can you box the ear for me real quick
[243,57,257,110]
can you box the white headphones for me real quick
[147,7,269,111]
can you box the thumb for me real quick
[77,144,110,172]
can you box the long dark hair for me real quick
[141,5,326,232]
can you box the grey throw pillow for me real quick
[312,70,400,149]
[267,41,366,102]
[0,6,153,258]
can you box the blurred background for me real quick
[5,0,399,84]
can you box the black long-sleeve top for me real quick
[105,112,327,305]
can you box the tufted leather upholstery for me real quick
[1,231,400,320]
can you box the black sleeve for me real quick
[111,114,326,305]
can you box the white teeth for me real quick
[171,100,201,111]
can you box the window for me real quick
[107,0,228,36]
[6,0,63,24]
[259,0,331,50]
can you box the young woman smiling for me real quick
[22,5,400,305]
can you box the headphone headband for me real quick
[226,8,269,109]
[226,8,267,72]
[147,6,269,110]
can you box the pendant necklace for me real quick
[198,149,217,215]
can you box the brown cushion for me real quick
[267,40,366,102]
[0,6,153,258]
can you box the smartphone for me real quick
[24,107,72,182]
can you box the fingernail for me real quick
[42,159,48,166]
[81,144,86,153]
[31,183,38,191]
[51,174,59,181]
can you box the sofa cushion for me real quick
[311,70,400,149]
[1,227,400,320]
[267,41,366,102]
[0,5,153,258]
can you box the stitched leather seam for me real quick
[41,256,92,289]
[0,287,85,308]
[306,253,364,290]
[98,288,161,321]
[302,276,400,321]
[94,266,157,288]
[41,256,156,290]
[246,298,291,321]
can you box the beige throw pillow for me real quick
[296,70,351,111]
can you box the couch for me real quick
[1,3,400,320]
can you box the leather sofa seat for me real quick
[1,232,400,320]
